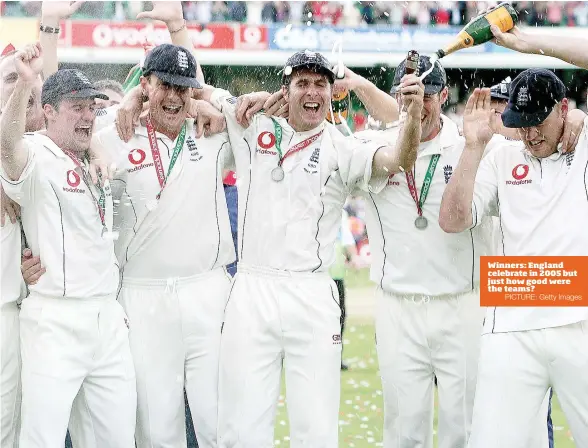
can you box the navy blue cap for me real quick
[391,55,447,95]
[501,69,566,128]
[282,50,336,85]
[42,69,108,106]
[142,44,201,89]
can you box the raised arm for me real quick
[439,88,495,233]
[1,43,43,181]
[372,74,423,176]
[39,1,84,79]
[491,25,588,70]
[137,1,204,83]
[335,66,399,124]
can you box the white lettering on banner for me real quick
[272,26,490,53]
[91,23,215,48]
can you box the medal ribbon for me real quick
[145,116,187,200]
[270,118,324,167]
[63,149,107,229]
[405,154,440,218]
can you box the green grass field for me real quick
[270,273,576,447]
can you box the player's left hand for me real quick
[263,91,289,118]
[189,99,227,138]
[115,86,146,142]
[21,248,45,286]
[561,108,586,153]
[41,1,84,20]
[463,88,495,147]
[1,185,20,227]
[136,1,184,26]
[236,91,271,128]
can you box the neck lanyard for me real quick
[63,149,108,232]
[145,116,187,200]
[405,154,440,218]
[270,118,324,167]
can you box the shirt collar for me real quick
[28,132,70,160]
[134,118,194,141]
[522,142,565,161]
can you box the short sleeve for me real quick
[0,139,37,206]
[471,150,499,228]
[92,125,130,201]
[336,129,391,194]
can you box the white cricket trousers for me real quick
[18,293,136,448]
[375,288,485,448]
[118,267,232,448]
[468,320,588,448]
[1,301,21,448]
[218,264,343,448]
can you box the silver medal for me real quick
[146,199,158,211]
[271,166,285,182]
[414,216,428,230]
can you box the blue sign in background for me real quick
[267,24,506,55]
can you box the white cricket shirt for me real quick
[0,133,119,299]
[1,220,25,304]
[472,116,588,333]
[93,119,235,279]
[210,88,389,272]
[355,115,496,296]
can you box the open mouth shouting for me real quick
[303,101,321,113]
[75,124,92,138]
[162,104,183,115]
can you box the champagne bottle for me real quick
[404,50,420,76]
[326,65,350,126]
[435,2,518,59]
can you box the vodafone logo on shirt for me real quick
[507,164,532,185]
[127,149,153,173]
[63,170,85,193]
[257,132,277,155]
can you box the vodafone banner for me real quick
[56,20,268,50]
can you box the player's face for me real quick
[143,75,191,132]
[95,88,123,109]
[516,100,567,158]
[0,53,44,132]
[283,69,331,132]
[45,98,97,152]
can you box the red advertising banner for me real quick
[54,20,268,50]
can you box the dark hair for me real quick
[94,79,124,97]
[282,66,333,88]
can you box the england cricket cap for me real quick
[501,68,566,128]
[391,55,447,95]
[142,43,202,89]
[41,69,109,107]
[282,50,336,85]
[490,76,512,101]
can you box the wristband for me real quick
[169,20,186,34]
[39,24,60,34]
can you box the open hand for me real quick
[41,1,84,19]
[1,185,20,227]
[188,99,226,138]
[137,1,184,26]
[236,91,271,128]
[463,88,495,147]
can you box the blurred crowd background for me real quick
[3,1,588,27]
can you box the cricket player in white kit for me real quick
[199,50,423,447]
[0,44,136,448]
[348,56,492,448]
[92,43,234,448]
[440,57,588,448]
[1,186,25,448]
